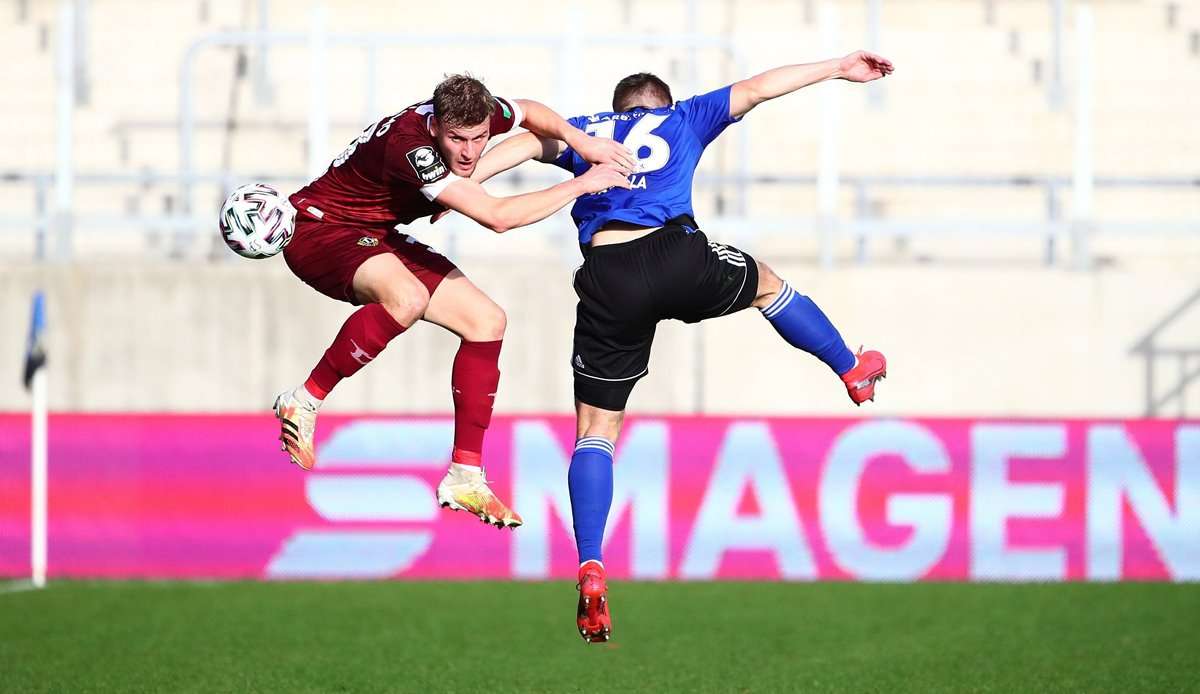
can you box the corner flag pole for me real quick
[31,364,47,589]
[24,291,48,589]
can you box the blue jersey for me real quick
[554,86,740,246]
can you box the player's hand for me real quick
[578,163,633,194]
[572,136,638,174]
[837,50,894,83]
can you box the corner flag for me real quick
[23,291,46,391]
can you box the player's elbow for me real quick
[488,204,530,234]
[482,213,513,234]
[462,199,513,234]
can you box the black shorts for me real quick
[571,220,759,411]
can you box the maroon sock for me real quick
[304,303,406,399]
[450,339,502,466]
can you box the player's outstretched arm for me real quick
[471,132,567,185]
[437,164,630,234]
[515,99,636,172]
[729,51,894,118]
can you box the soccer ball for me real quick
[218,183,296,259]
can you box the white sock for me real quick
[295,385,324,409]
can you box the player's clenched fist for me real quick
[578,163,634,194]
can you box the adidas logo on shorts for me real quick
[708,241,746,268]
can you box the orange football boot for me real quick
[841,348,887,406]
[576,560,612,644]
[273,389,318,470]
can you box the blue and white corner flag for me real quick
[22,291,46,391]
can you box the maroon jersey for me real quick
[289,96,524,227]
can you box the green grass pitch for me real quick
[1,581,1196,693]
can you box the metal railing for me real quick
[2,169,1197,266]
[9,5,1197,266]
[1130,287,1200,417]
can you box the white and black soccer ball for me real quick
[218,183,296,259]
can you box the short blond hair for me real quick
[433,74,495,128]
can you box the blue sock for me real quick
[568,436,614,565]
[761,281,856,376]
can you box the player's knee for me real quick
[576,404,624,441]
[484,304,507,340]
[582,418,623,443]
[464,302,507,342]
[752,261,784,309]
[379,284,430,326]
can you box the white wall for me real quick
[3,254,1196,417]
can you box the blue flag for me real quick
[23,291,46,391]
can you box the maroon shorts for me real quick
[283,216,458,305]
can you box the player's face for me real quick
[431,118,491,177]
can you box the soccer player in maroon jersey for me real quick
[273,74,635,529]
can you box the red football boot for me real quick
[841,347,887,405]
[576,560,612,644]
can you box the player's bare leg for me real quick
[752,260,886,405]
[422,270,522,529]
[576,402,624,441]
[571,402,623,643]
[275,254,427,470]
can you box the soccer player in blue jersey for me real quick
[474,50,894,642]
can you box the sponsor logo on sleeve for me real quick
[406,146,448,184]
